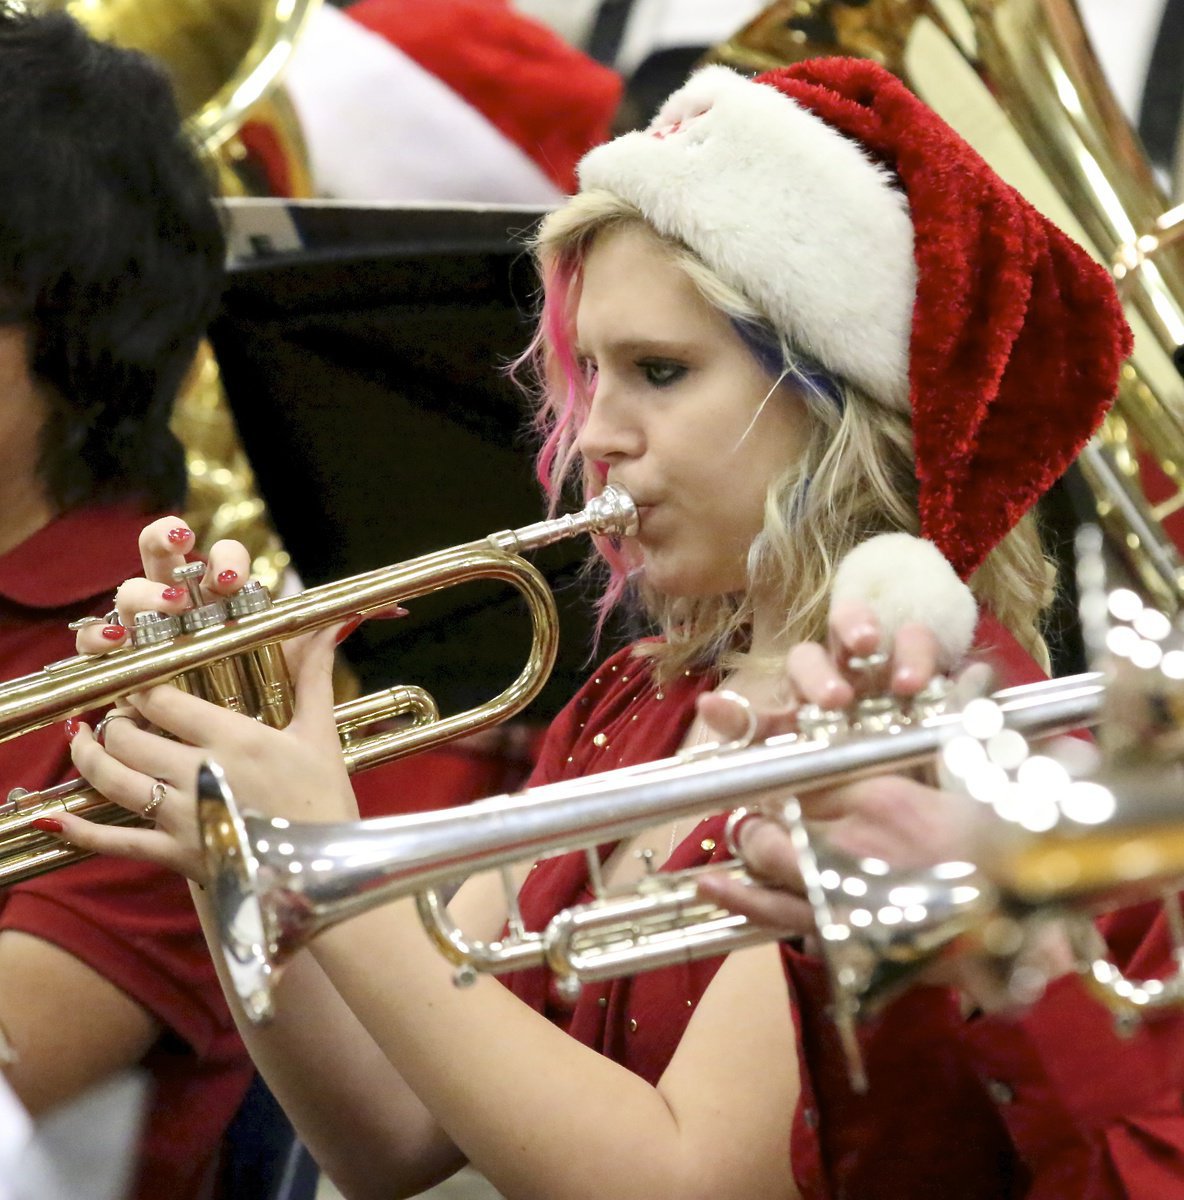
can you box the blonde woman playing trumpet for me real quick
[55,58,1181,1200]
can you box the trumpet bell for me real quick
[791,804,1005,1091]
[200,760,275,1022]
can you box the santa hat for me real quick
[578,59,1133,579]
[279,0,621,204]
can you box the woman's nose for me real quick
[575,384,642,464]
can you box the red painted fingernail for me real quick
[162,586,185,602]
[167,527,193,545]
[101,624,126,641]
[335,616,365,645]
[217,569,238,586]
[65,718,80,740]
[32,817,64,834]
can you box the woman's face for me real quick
[574,224,811,598]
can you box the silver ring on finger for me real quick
[66,615,106,632]
[94,712,140,746]
[142,780,167,820]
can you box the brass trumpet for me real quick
[0,486,638,883]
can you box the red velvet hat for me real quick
[578,58,1133,578]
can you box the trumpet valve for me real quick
[796,704,849,740]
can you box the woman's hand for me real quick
[695,600,948,937]
[696,772,972,936]
[696,598,943,745]
[59,622,355,883]
[58,517,370,882]
[73,517,250,655]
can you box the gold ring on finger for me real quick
[142,780,167,820]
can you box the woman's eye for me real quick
[639,360,686,387]
[576,356,598,385]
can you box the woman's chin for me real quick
[637,561,738,600]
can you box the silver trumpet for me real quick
[203,527,1184,1099]
[200,669,1104,1025]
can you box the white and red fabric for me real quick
[282,0,621,203]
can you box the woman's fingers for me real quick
[697,817,812,933]
[70,723,190,814]
[781,601,947,715]
[123,684,252,753]
[827,598,882,663]
[695,690,796,746]
[73,571,193,654]
[83,712,205,789]
[49,811,197,879]
[138,516,194,582]
[202,539,252,597]
[67,722,207,879]
[291,626,342,730]
[737,817,805,890]
[888,622,942,694]
[818,776,976,870]
[74,616,131,655]
[695,871,813,934]
[786,641,855,709]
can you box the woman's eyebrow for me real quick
[577,336,697,358]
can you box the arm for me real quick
[0,929,160,1116]
[61,519,802,1199]
[307,901,797,1200]
[185,881,473,1200]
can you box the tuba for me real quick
[36,0,320,195]
[0,488,638,882]
[709,0,1184,612]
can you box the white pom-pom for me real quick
[832,534,978,668]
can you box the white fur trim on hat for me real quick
[832,534,978,668]
[577,66,916,408]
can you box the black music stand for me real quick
[210,199,630,718]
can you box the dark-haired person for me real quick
[0,8,252,1199]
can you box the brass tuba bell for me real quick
[709,0,1184,612]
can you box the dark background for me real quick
[211,202,630,718]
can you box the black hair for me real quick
[0,7,225,512]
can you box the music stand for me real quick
[211,199,626,718]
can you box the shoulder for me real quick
[970,609,1047,689]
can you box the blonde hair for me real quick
[525,190,1054,679]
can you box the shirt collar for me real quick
[0,502,157,610]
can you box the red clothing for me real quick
[502,616,1184,1197]
[0,503,253,1200]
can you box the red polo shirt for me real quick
[0,502,253,1200]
